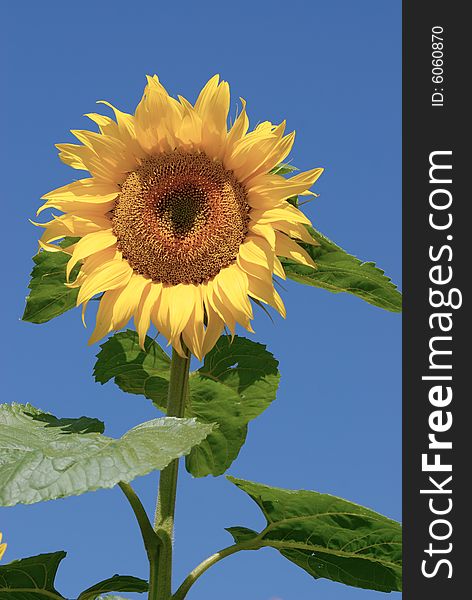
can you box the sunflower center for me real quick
[112,150,249,285]
[156,184,209,237]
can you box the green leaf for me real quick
[25,412,105,434]
[22,238,81,324]
[78,575,148,600]
[0,403,213,507]
[0,551,66,599]
[93,331,171,393]
[186,336,279,477]
[282,226,402,312]
[270,162,298,175]
[227,477,402,593]
[94,332,280,477]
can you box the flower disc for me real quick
[113,151,249,285]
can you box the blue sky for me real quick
[0,1,401,599]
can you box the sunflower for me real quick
[36,75,323,360]
[0,532,6,560]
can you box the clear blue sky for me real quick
[0,1,401,599]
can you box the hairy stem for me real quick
[151,345,191,600]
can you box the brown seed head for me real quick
[112,150,249,285]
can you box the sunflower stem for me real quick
[172,542,258,600]
[150,345,191,600]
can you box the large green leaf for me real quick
[0,551,66,600]
[94,332,279,477]
[282,226,402,312]
[0,403,213,507]
[78,575,148,600]
[227,477,402,593]
[22,238,80,324]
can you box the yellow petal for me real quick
[201,302,225,357]
[70,129,136,174]
[167,284,198,340]
[109,273,149,331]
[135,282,162,347]
[248,222,276,249]
[181,286,205,360]
[214,264,254,330]
[275,232,317,269]
[273,255,286,279]
[84,112,115,132]
[250,204,312,227]
[246,168,324,203]
[229,122,290,182]
[56,142,121,183]
[238,235,274,273]
[175,96,203,147]
[41,178,119,202]
[225,129,278,180]
[38,178,119,216]
[66,229,117,279]
[77,257,132,304]
[224,98,249,161]
[271,220,318,245]
[56,143,90,170]
[204,279,236,335]
[36,214,111,247]
[194,75,220,113]
[88,288,121,345]
[247,274,286,318]
[194,75,230,159]
[134,76,183,154]
[246,190,285,211]
[78,247,117,278]
[151,286,172,345]
[247,130,295,182]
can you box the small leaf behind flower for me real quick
[227,477,402,593]
[0,551,66,599]
[282,226,402,312]
[270,162,298,175]
[0,403,213,506]
[22,237,80,324]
